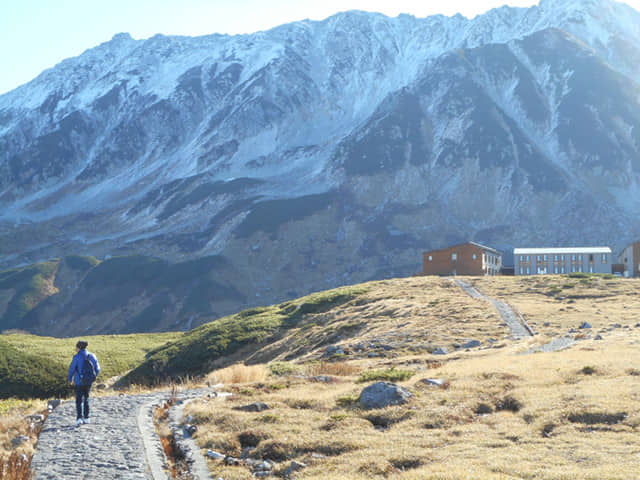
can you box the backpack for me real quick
[79,354,97,386]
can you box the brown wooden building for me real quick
[423,242,502,276]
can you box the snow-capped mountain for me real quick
[2,0,640,325]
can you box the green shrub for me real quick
[336,394,360,408]
[357,367,414,383]
[268,362,301,376]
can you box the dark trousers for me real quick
[74,385,92,420]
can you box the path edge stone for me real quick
[168,398,213,480]
[137,400,171,480]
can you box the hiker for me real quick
[68,340,101,426]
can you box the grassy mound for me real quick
[0,337,67,399]
[122,286,367,385]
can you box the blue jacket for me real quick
[68,350,101,385]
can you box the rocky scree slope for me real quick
[1,0,640,320]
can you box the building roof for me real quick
[514,247,612,255]
[424,241,502,256]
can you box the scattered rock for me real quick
[234,402,270,412]
[422,379,445,387]
[254,459,275,478]
[285,460,308,477]
[224,455,242,466]
[184,424,198,435]
[11,435,30,447]
[432,347,448,355]
[613,323,622,328]
[323,345,344,357]
[310,375,337,383]
[594,334,603,340]
[95,383,107,390]
[579,322,592,329]
[543,322,551,327]
[359,382,413,410]
[207,450,225,460]
[462,340,481,349]
[47,399,61,411]
[25,414,45,423]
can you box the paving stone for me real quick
[32,389,210,480]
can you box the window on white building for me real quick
[452,253,457,260]
[602,254,607,263]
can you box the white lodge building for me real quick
[514,247,613,275]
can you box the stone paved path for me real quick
[32,390,209,480]
[454,279,534,339]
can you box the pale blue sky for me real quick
[0,0,638,95]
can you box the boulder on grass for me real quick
[359,382,412,410]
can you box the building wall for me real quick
[620,242,640,277]
[423,243,501,276]
[514,250,612,275]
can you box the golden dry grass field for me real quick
[182,275,640,480]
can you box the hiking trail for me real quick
[453,278,535,338]
[32,389,214,480]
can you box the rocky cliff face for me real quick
[1,0,640,331]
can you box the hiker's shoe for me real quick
[83,418,89,424]
[76,419,83,427]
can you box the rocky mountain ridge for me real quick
[2,0,640,331]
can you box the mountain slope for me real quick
[2,0,640,329]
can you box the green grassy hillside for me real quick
[0,332,180,399]
[0,337,67,399]
[122,285,368,385]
